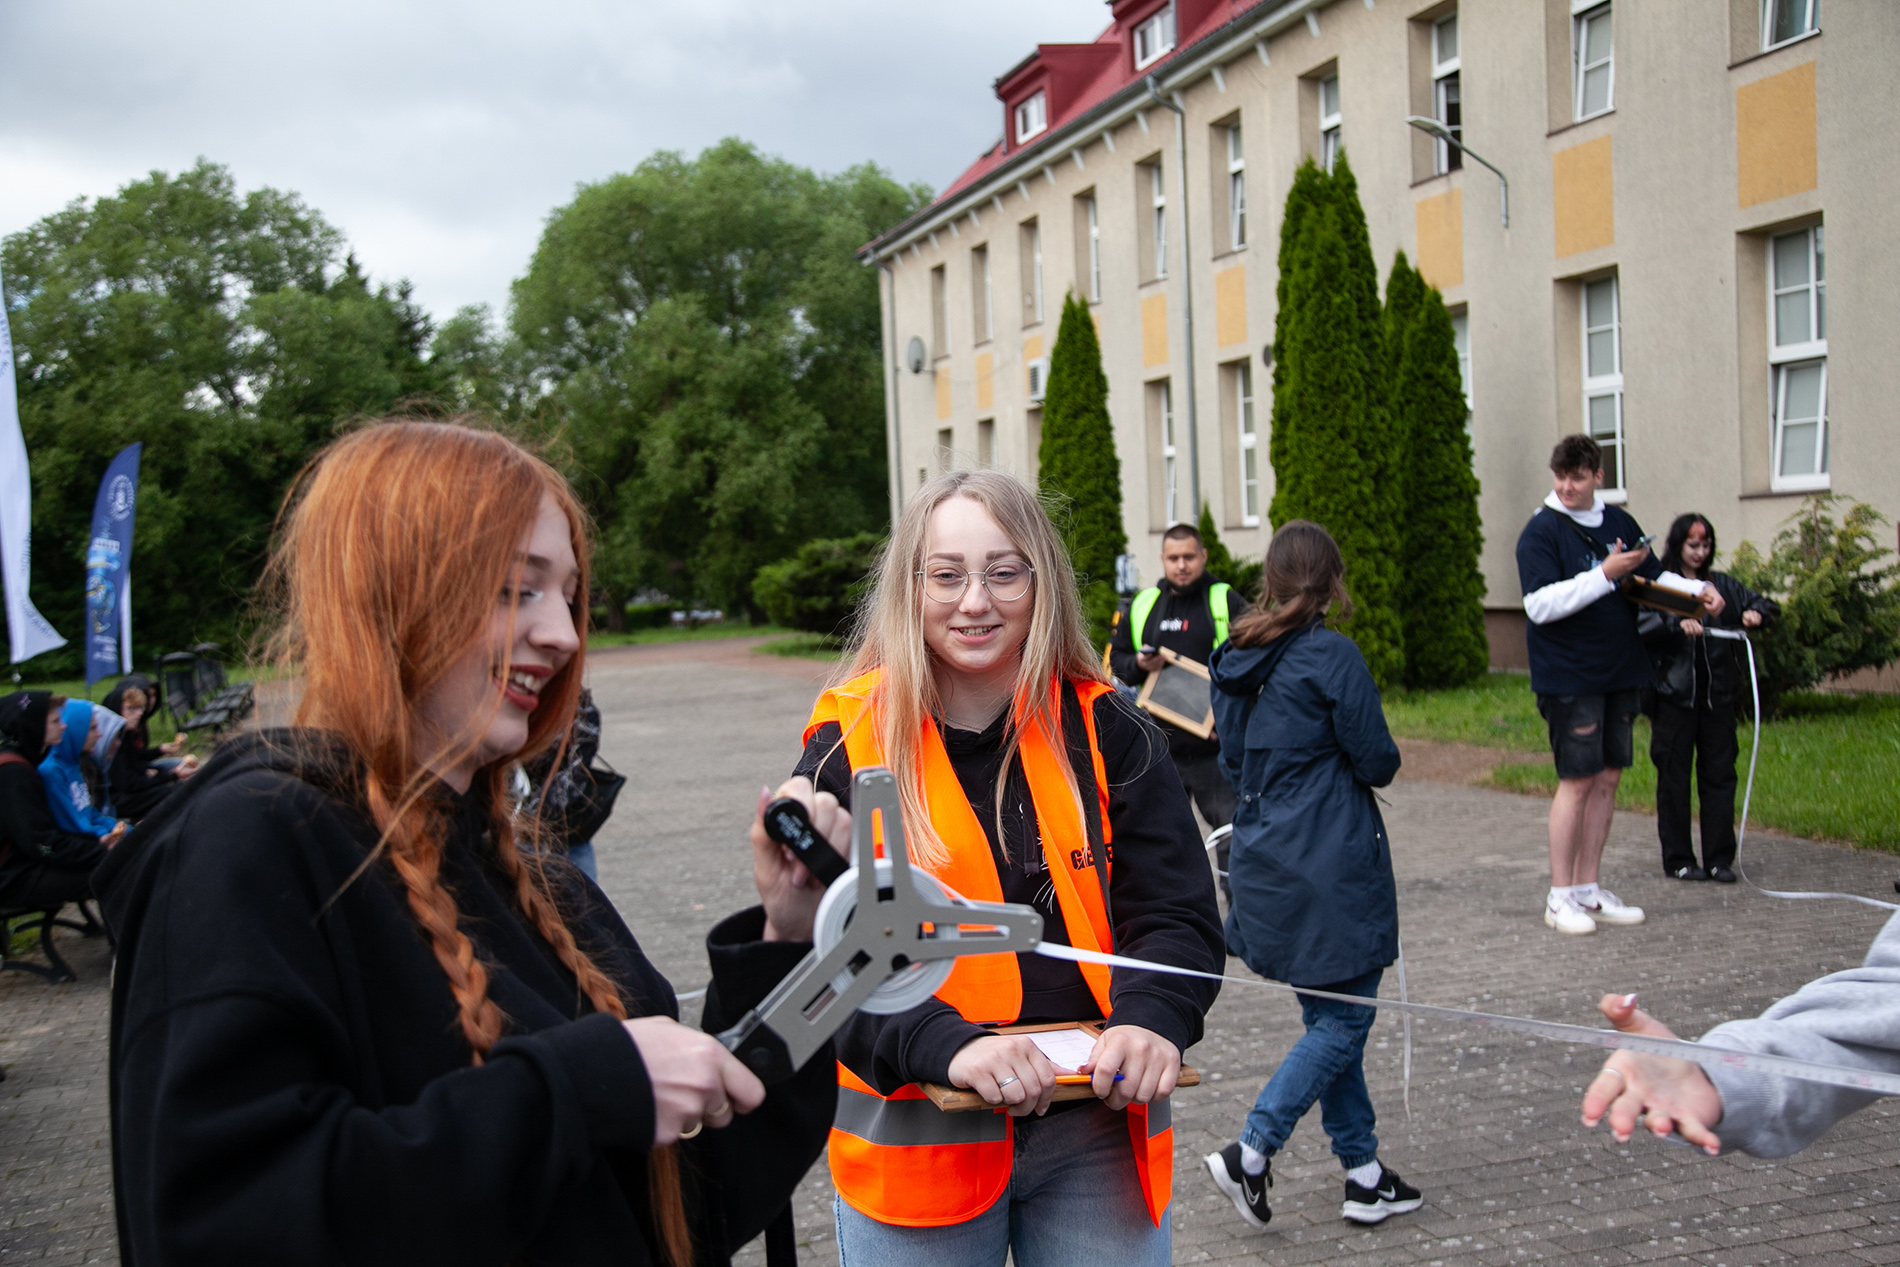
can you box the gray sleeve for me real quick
[1699,910,1900,1158]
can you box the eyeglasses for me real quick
[917,562,1037,604]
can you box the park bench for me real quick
[0,902,106,984]
[158,643,255,734]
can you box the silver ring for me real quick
[1597,1066,1628,1091]
[997,1075,1019,1089]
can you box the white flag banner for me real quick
[0,267,68,664]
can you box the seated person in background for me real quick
[1638,513,1779,884]
[38,699,128,844]
[1582,908,1900,1158]
[102,675,195,821]
[0,692,116,911]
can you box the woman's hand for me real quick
[948,1034,1060,1116]
[1681,619,1706,637]
[101,822,127,849]
[748,777,849,943]
[1580,993,1725,1155]
[623,1016,766,1147]
[1742,609,1764,628]
[1700,585,1727,618]
[1080,1024,1181,1111]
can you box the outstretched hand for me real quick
[1580,993,1725,1156]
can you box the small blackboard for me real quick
[1136,647,1215,739]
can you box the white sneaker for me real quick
[1581,889,1646,926]
[1544,895,1597,935]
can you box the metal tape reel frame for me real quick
[813,859,960,1014]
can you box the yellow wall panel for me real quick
[1414,189,1464,289]
[1215,266,1248,348]
[1736,62,1818,208]
[1141,293,1169,367]
[1552,136,1615,259]
[935,366,951,420]
[975,352,993,411]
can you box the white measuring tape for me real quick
[1034,940,1900,1096]
[1706,627,1898,911]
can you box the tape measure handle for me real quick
[762,796,851,886]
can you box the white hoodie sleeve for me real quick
[1523,565,1617,625]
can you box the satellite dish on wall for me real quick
[906,337,928,374]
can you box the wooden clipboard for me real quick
[1619,574,1710,619]
[1134,646,1216,740]
[918,1021,1202,1112]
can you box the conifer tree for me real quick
[1381,250,1426,395]
[1197,503,1262,602]
[1391,260,1489,687]
[1039,290,1126,637]
[1268,157,1405,686]
[1268,186,1405,686]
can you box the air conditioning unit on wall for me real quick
[1026,357,1050,402]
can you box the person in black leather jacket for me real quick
[1638,514,1779,883]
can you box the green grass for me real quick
[1382,671,1549,750]
[1388,672,1900,851]
[755,634,847,661]
[586,623,795,648]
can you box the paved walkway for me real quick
[5,641,1898,1265]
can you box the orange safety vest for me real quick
[807,670,1174,1228]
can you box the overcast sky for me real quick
[0,0,1110,321]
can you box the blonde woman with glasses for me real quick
[759,469,1223,1266]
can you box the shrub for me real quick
[751,533,886,637]
[1727,495,1900,711]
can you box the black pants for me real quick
[0,861,98,911]
[1173,748,1236,900]
[1650,698,1740,873]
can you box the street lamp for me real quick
[1405,116,1509,228]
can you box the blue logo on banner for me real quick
[84,443,141,686]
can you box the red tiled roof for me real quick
[936,0,1273,206]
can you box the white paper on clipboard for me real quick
[1026,1027,1099,1072]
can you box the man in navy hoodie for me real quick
[1516,436,1722,935]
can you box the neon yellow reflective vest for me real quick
[1129,582,1232,654]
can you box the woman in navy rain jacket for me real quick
[1199,522,1423,1232]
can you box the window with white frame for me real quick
[1022,219,1044,326]
[1434,15,1462,175]
[1573,2,1613,121]
[972,245,992,344]
[1160,380,1178,524]
[1087,194,1102,301]
[1236,362,1259,524]
[1134,3,1176,69]
[1770,225,1827,489]
[1451,308,1471,408]
[1762,0,1819,50]
[1319,75,1342,172]
[1227,124,1247,250]
[1015,91,1047,144]
[1582,275,1625,493]
[1151,161,1168,279]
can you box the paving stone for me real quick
[6,643,1900,1265]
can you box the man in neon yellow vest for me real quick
[1109,523,1249,846]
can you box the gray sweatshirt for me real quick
[1702,908,1900,1158]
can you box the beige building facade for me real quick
[861,0,1898,664]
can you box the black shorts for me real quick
[1537,690,1642,779]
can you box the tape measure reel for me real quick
[813,859,960,1014]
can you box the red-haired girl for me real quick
[97,421,838,1266]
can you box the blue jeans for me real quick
[566,841,598,881]
[834,1101,1170,1267]
[1241,968,1382,1169]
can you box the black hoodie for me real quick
[94,728,832,1267]
[0,690,107,904]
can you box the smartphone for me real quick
[1627,534,1655,552]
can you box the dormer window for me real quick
[1015,91,1047,143]
[1134,3,1176,69]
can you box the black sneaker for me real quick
[1671,865,1708,881]
[1204,1142,1272,1229]
[1709,865,1737,884]
[1341,1165,1423,1224]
